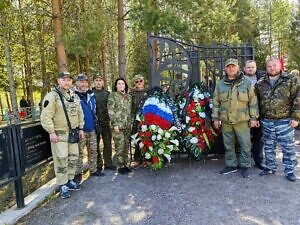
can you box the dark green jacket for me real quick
[212,72,259,124]
[131,88,147,115]
[93,88,110,122]
[255,72,300,121]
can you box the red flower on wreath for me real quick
[189,111,197,118]
[190,117,198,123]
[192,129,198,135]
[145,131,152,138]
[153,157,159,163]
[200,100,205,106]
[143,139,153,147]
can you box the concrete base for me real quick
[0,179,58,225]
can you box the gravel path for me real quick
[17,139,300,225]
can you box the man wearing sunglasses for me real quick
[131,74,147,167]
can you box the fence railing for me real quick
[1,106,41,126]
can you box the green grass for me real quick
[0,162,55,212]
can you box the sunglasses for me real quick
[135,79,144,84]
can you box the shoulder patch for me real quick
[43,100,49,108]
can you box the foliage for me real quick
[129,0,188,38]
[0,0,299,103]
[127,31,148,81]
[287,1,300,69]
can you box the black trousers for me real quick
[251,126,264,164]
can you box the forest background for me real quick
[0,0,299,120]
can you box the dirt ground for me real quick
[16,142,300,225]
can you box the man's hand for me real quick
[213,120,221,129]
[79,130,85,139]
[290,119,299,128]
[114,126,120,133]
[49,133,58,143]
[249,120,259,128]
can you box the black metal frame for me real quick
[148,35,255,91]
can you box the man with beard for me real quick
[255,57,300,182]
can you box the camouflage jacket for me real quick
[108,91,132,130]
[40,86,84,137]
[255,72,300,121]
[93,88,110,122]
[212,72,259,124]
[131,88,147,115]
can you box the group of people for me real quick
[40,56,299,199]
[213,57,299,181]
[40,72,146,199]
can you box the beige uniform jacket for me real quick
[40,87,84,134]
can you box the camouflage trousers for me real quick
[222,121,251,168]
[51,141,78,185]
[97,121,112,169]
[76,130,98,174]
[112,128,130,168]
[261,118,297,174]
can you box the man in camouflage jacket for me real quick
[212,58,259,178]
[255,57,300,182]
[131,74,147,166]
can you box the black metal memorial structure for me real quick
[147,35,255,154]
[0,121,52,208]
[147,35,254,91]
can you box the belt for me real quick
[263,116,288,120]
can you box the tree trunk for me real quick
[268,1,272,56]
[0,97,3,120]
[52,0,68,72]
[19,0,34,107]
[85,50,91,80]
[118,0,126,79]
[38,17,49,101]
[100,42,108,89]
[108,29,117,88]
[0,11,19,124]
[21,70,26,97]
[75,54,81,74]
[5,92,11,112]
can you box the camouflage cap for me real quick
[225,58,239,67]
[133,74,144,81]
[76,73,88,81]
[93,73,103,80]
[58,71,72,79]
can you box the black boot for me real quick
[73,173,82,184]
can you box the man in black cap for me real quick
[74,73,105,184]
